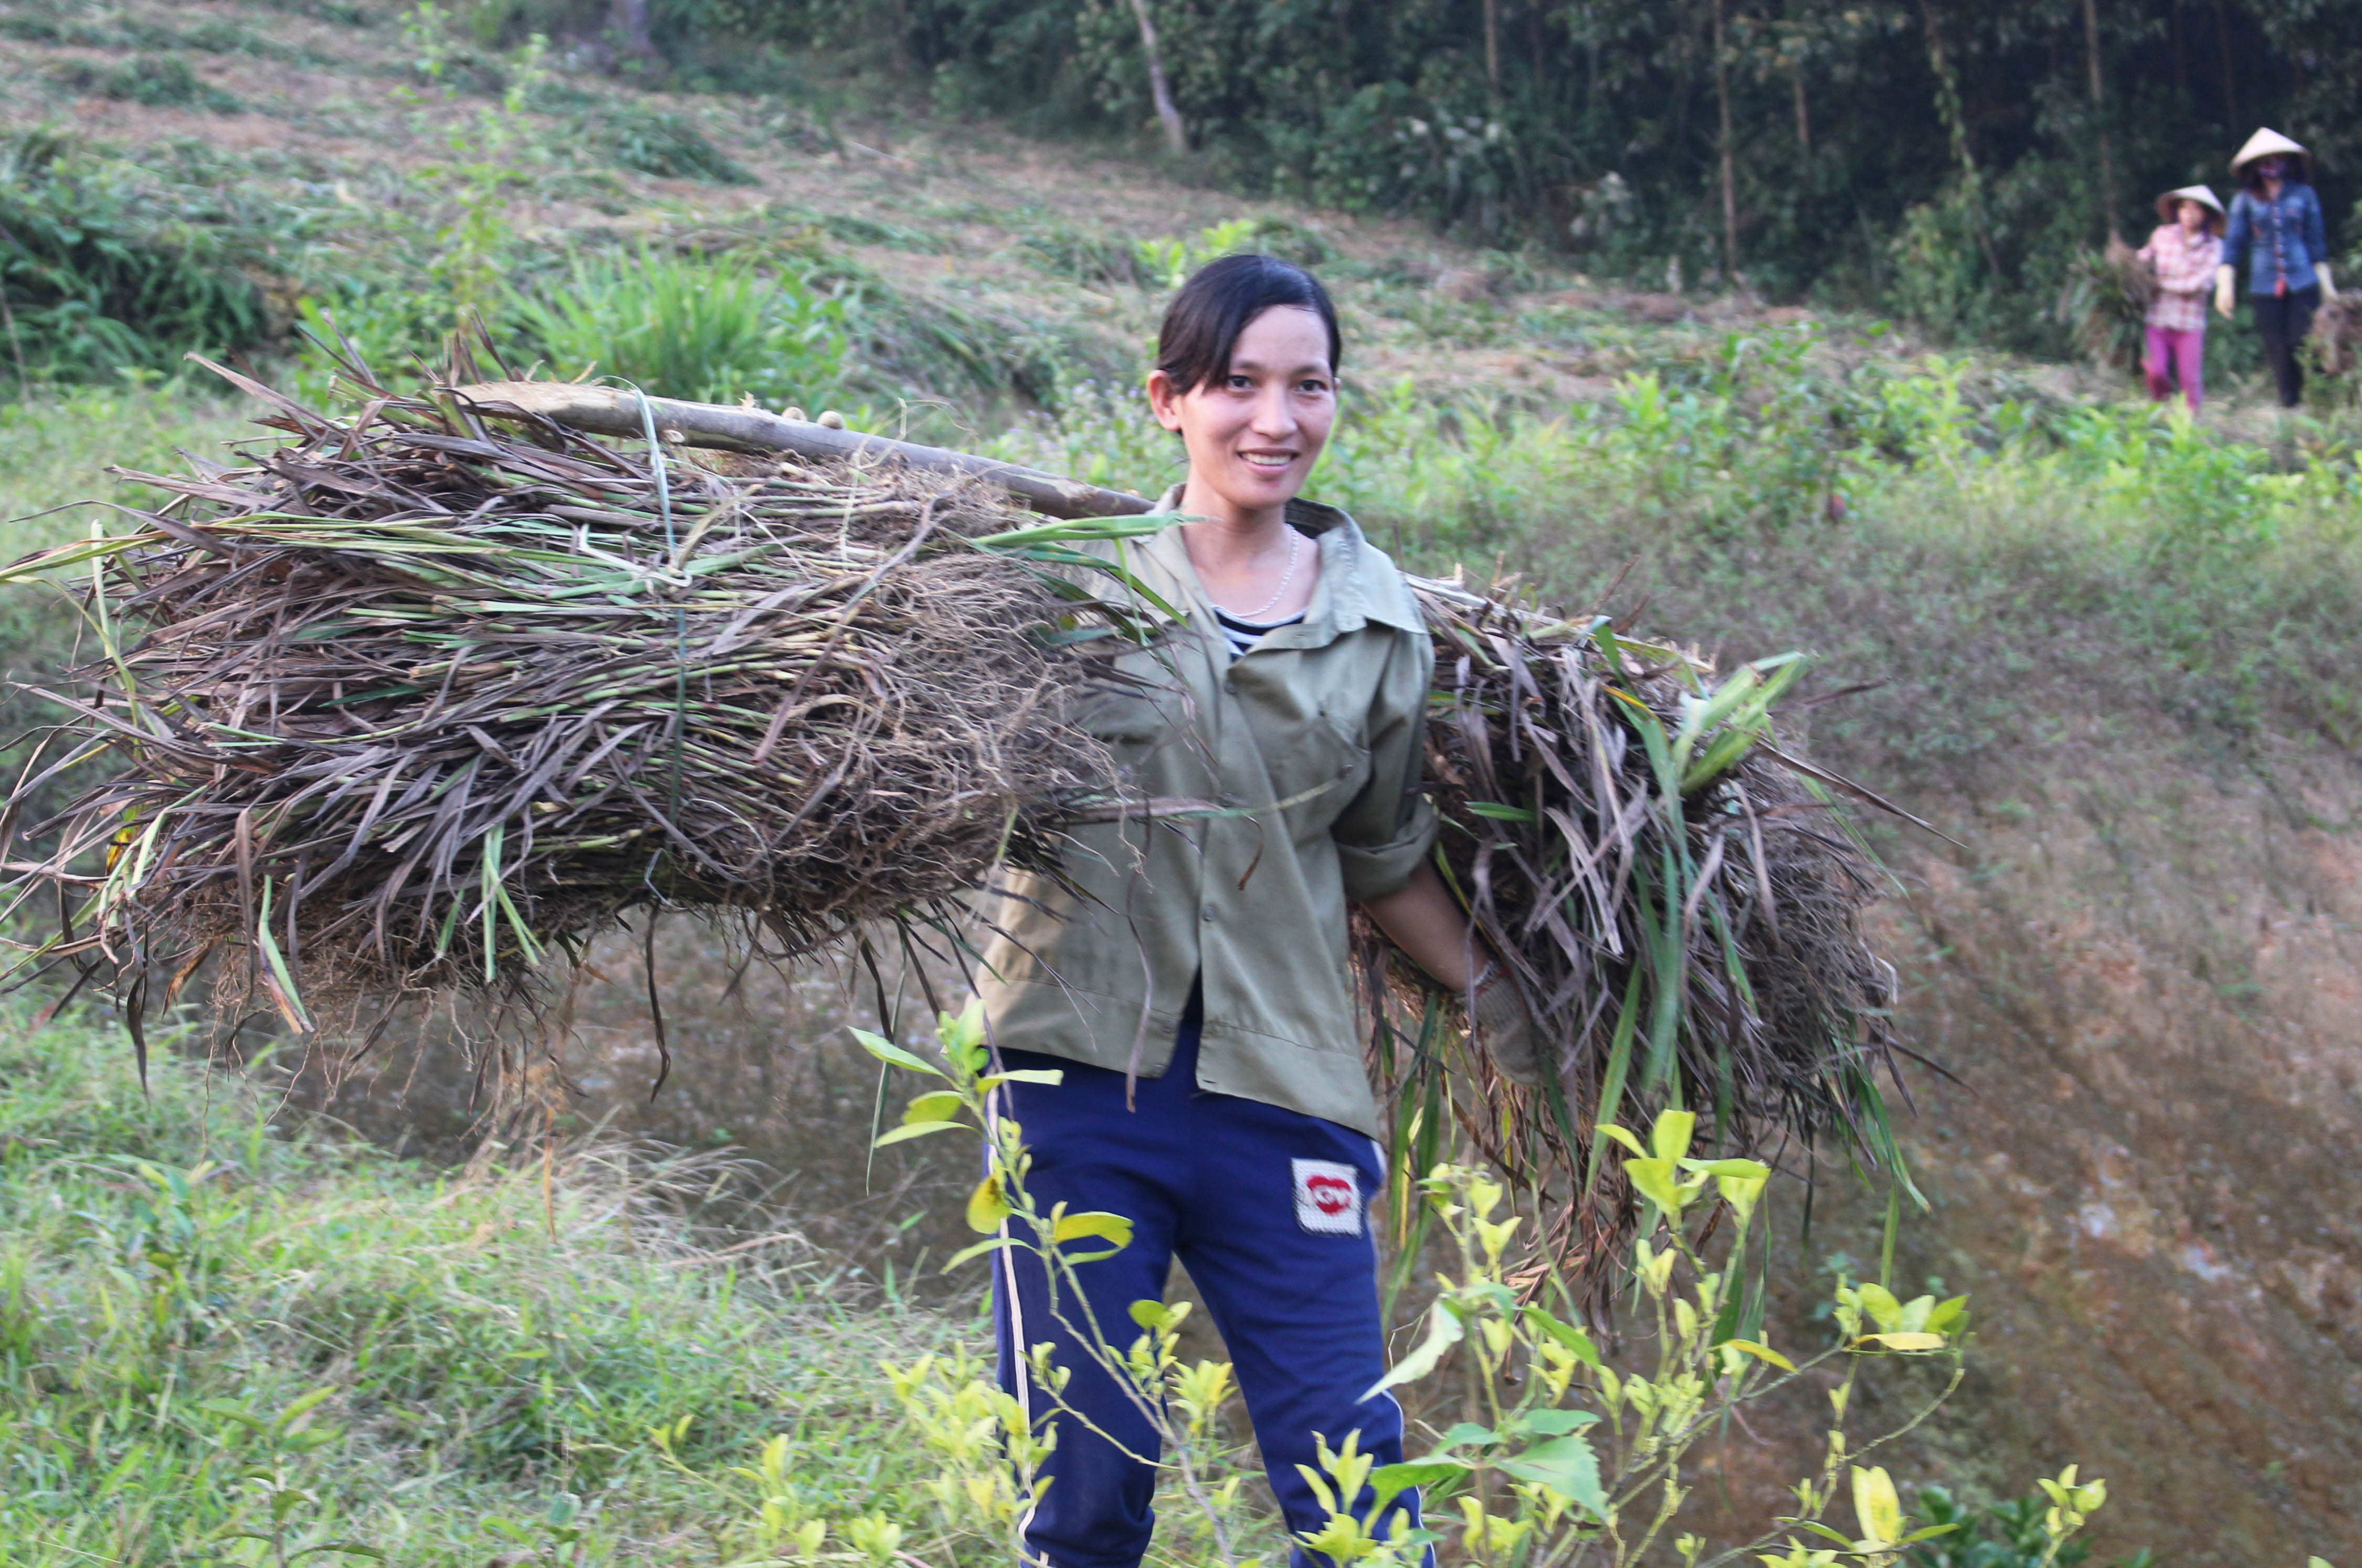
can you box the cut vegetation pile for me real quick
[0,351,1137,1042]
[0,353,1912,1268]
[1361,579,1907,1285]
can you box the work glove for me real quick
[2320,263,2339,303]
[2214,265,2237,320]
[1470,965,1546,1085]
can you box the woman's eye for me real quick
[1227,375,1253,391]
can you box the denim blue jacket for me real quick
[2222,183,2328,296]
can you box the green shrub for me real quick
[0,136,273,382]
[507,245,849,407]
[594,106,756,184]
[1906,1485,2158,1568]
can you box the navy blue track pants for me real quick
[989,992,1426,1568]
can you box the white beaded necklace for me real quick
[1212,528,1303,621]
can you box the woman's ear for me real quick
[1145,368,1187,432]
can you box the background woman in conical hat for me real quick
[2138,186,2224,411]
[2215,129,2335,408]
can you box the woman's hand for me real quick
[1359,862,1549,1084]
[2215,264,2238,319]
[1470,967,1546,1084]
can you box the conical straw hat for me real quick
[2232,127,2307,172]
[2155,185,2226,233]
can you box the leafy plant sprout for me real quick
[860,1003,2114,1568]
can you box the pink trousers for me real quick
[2145,325,2205,410]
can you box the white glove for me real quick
[1471,967,1545,1085]
[2320,263,2338,303]
[2215,266,2237,320]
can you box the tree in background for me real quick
[589,0,2353,347]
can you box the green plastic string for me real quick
[632,389,691,880]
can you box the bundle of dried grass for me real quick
[1356,580,1913,1293]
[2056,238,2158,374]
[0,358,1149,1057]
[2306,292,2362,379]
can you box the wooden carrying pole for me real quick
[449,381,1159,523]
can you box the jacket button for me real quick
[1201,903,1217,923]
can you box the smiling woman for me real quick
[970,254,1542,1568]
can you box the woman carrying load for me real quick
[2138,185,2224,411]
[974,253,1544,1568]
[2217,128,2338,408]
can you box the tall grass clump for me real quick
[507,246,849,408]
[0,132,278,382]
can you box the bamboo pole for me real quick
[448,380,1158,522]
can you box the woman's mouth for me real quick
[1240,451,1296,472]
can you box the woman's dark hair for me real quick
[1156,253,1342,395]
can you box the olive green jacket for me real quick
[975,498,1437,1138]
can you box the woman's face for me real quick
[1148,305,1336,517]
[2178,200,2208,232]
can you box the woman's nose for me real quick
[1249,384,1298,438]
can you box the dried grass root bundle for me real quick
[1357,578,1912,1295]
[0,364,1149,1048]
[2306,292,2362,379]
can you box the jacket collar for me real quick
[1138,484,1425,640]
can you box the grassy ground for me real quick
[0,998,1319,1566]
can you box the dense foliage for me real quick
[630,0,2352,348]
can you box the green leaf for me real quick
[1649,1108,1697,1162]
[1465,801,1538,823]
[1855,1282,1903,1332]
[979,1068,1066,1087]
[1852,1466,1903,1548]
[1520,1306,1602,1367]
[1369,1458,1471,1513]
[1681,1157,1771,1178]
[965,1171,1011,1234]
[850,1027,940,1076]
[1859,1331,1945,1352]
[1435,1422,1500,1449]
[941,1236,1020,1271]
[871,1120,968,1148]
[1594,1121,1646,1157]
[1051,1211,1135,1250]
[1719,1338,1797,1372]
[273,1386,339,1431]
[1496,1433,1608,1517]
[1361,1301,1464,1400]
[1509,1408,1601,1436]
[901,1090,967,1124]
[1623,1156,1688,1216]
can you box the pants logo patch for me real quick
[1292,1158,1362,1236]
